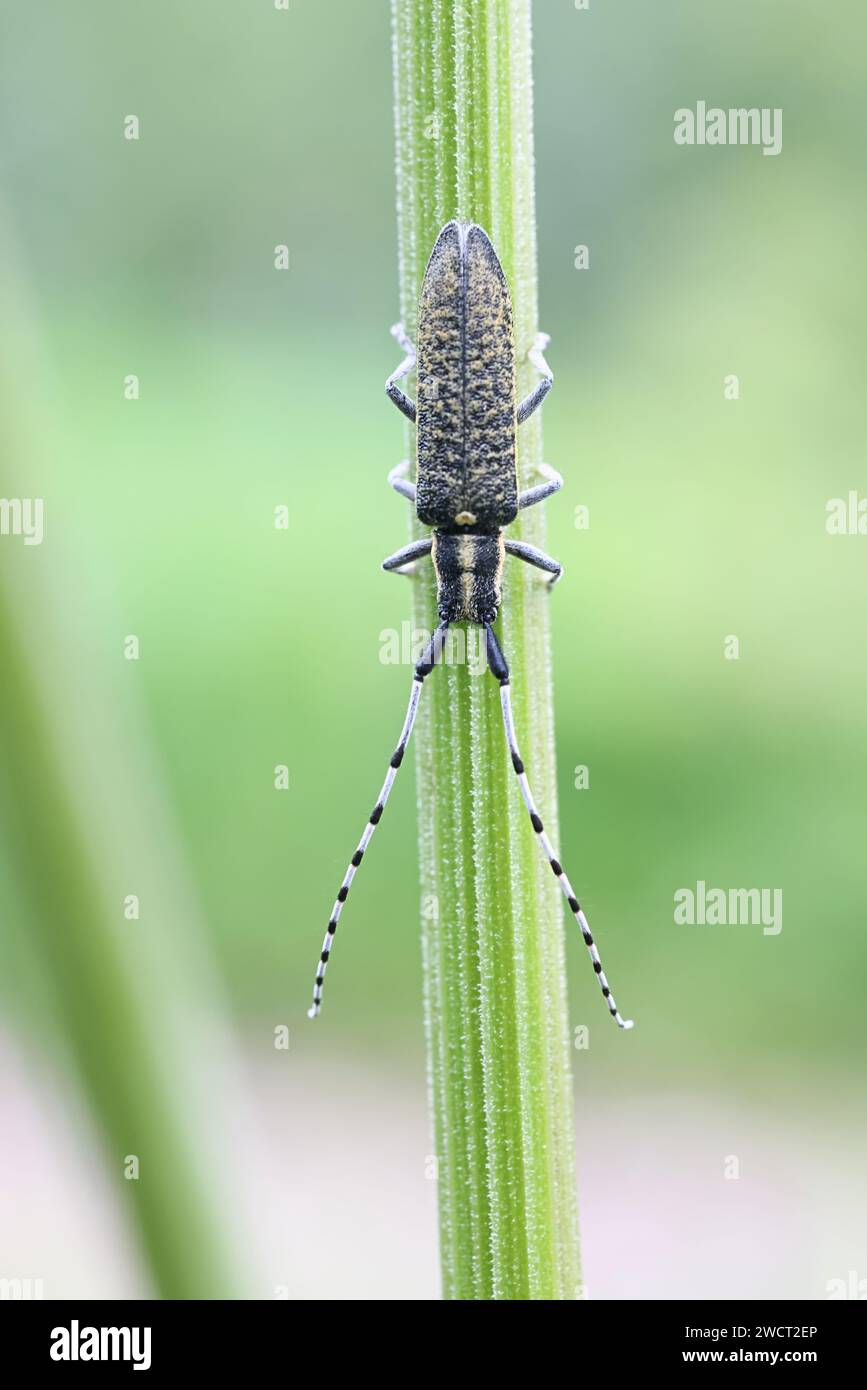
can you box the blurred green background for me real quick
[1,0,865,1299]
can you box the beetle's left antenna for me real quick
[307,622,449,1019]
[485,624,634,1030]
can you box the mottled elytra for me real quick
[416,220,518,532]
[307,220,633,1031]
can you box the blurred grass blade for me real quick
[392,0,582,1299]
[0,221,250,1299]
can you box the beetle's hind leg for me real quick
[505,538,562,588]
[385,322,417,423]
[484,623,634,1031]
[382,536,432,578]
[388,458,416,504]
[517,332,553,424]
[518,462,563,511]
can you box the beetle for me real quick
[307,220,633,1030]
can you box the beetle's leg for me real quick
[518,462,563,511]
[516,331,553,424]
[484,623,634,1031]
[308,622,450,1019]
[385,322,417,423]
[504,538,562,588]
[382,536,432,577]
[388,458,416,504]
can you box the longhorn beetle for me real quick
[307,220,633,1030]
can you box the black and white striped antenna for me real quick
[484,623,633,1029]
[306,617,633,1029]
[307,624,448,1019]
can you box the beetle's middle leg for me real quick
[518,462,563,511]
[505,538,562,588]
[517,332,554,424]
[387,458,416,504]
[382,536,432,577]
[385,322,417,423]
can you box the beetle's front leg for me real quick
[517,332,553,424]
[505,538,562,587]
[385,322,417,423]
[382,536,432,577]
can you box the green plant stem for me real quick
[391,0,581,1300]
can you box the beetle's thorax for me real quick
[431,529,504,625]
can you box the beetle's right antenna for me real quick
[307,622,449,1019]
[485,623,634,1030]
